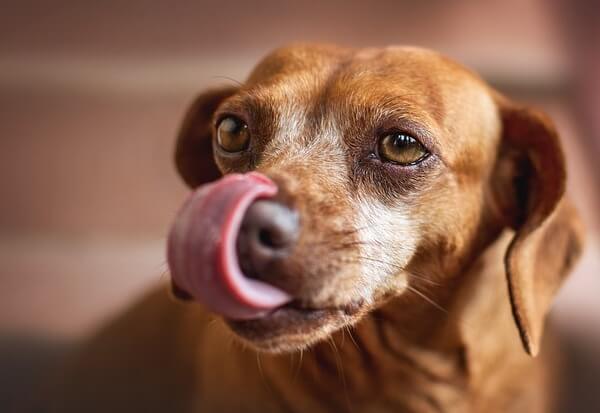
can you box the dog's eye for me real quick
[378,133,429,165]
[217,116,250,153]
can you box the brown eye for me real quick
[217,116,250,153]
[378,133,429,165]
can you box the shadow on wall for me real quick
[557,330,600,413]
[0,333,73,412]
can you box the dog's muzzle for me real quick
[167,172,297,319]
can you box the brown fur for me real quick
[49,44,584,413]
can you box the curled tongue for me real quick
[167,172,292,320]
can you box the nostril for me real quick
[239,200,299,254]
[237,199,299,284]
[258,228,279,249]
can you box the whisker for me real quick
[404,270,442,287]
[405,285,448,314]
[293,348,304,381]
[324,242,371,253]
[345,326,360,352]
[307,233,371,248]
[340,255,441,286]
[207,318,219,329]
[256,351,266,384]
[310,223,396,243]
[158,268,170,281]
[301,236,443,288]
[153,260,168,272]
[405,284,478,334]
[333,225,372,235]
[329,337,353,413]
[211,75,243,86]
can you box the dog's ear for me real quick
[491,97,584,356]
[175,87,238,188]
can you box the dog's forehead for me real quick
[247,45,486,106]
[247,43,352,83]
[243,45,500,169]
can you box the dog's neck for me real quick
[257,231,550,413]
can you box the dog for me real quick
[49,43,584,413]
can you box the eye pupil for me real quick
[217,116,250,153]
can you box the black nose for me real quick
[236,200,299,279]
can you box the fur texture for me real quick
[49,44,584,413]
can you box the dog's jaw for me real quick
[226,302,367,353]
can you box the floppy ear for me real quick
[491,97,585,356]
[175,87,238,188]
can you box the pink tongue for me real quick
[167,172,292,320]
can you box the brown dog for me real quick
[51,44,584,413]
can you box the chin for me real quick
[225,300,367,353]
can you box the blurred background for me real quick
[1,0,598,411]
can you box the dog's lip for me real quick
[257,298,366,319]
[225,299,365,340]
[284,299,365,316]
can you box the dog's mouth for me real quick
[226,299,366,351]
[167,172,365,349]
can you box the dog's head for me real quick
[170,44,583,355]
